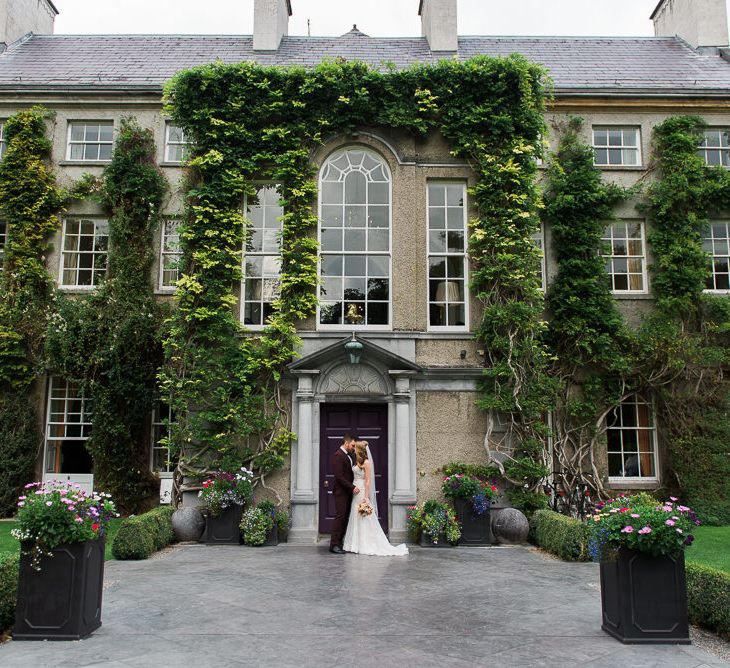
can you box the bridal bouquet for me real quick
[357,500,374,516]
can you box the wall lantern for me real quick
[344,334,364,364]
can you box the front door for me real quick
[319,403,388,534]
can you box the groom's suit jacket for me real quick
[332,448,355,497]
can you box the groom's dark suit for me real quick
[330,447,355,548]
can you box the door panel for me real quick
[319,403,388,534]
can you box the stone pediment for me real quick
[287,336,421,375]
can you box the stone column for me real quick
[289,371,319,543]
[389,371,418,541]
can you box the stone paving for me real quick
[0,543,727,668]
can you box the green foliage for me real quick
[240,504,275,546]
[441,474,498,501]
[0,394,39,518]
[686,563,730,638]
[531,509,589,561]
[0,553,18,633]
[442,462,500,479]
[406,500,461,545]
[198,469,253,516]
[505,487,549,519]
[111,506,175,560]
[161,55,552,499]
[46,118,168,513]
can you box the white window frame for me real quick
[606,395,659,484]
[158,219,182,292]
[532,223,546,291]
[59,218,110,289]
[0,220,6,272]
[703,221,730,293]
[66,121,114,162]
[240,185,283,330]
[317,147,393,331]
[44,376,93,477]
[698,129,730,168]
[164,123,190,164]
[592,126,641,167]
[150,403,174,476]
[426,181,469,332]
[602,221,648,294]
[0,121,6,160]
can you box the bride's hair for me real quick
[354,440,369,466]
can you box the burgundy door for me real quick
[319,403,388,534]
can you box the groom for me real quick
[329,433,360,554]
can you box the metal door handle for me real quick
[324,481,329,488]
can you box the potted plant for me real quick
[11,481,118,640]
[240,501,283,546]
[198,468,253,544]
[442,473,498,545]
[588,493,699,644]
[406,500,461,547]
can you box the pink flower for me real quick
[630,513,640,518]
[662,505,673,512]
[638,527,652,535]
[45,501,52,506]
[18,496,26,501]
[669,496,678,502]
[621,526,634,533]
[17,501,25,507]
[665,519,676,527]
[677,505,689,512]
[676,528,684,534]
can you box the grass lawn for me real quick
[0,517,125,561]
[686,525,730,574]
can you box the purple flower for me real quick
[684,535,695,546]
[621,526,634,533]
[638,527,652,535]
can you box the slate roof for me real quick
[0,32,730,96]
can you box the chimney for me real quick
[253,0,292,51]
[651,0,729,49]
[0,0,57,48]
[419,0,458,53]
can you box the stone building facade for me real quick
[1,0,729,540]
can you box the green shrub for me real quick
[532,509,590,562]
[686,563,730,638]
[111,506,175,560]
[0,395,39,518]
[240,506,274,546]
[0,553,18,632]
[442,462,500,479]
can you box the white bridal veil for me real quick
[365,443,378,518]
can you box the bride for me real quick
[343,440,408,557]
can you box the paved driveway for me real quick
[0,544,726,667]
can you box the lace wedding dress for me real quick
[343,465,408,556]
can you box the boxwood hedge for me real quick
[0,553,18,633]
[111,506,175,560]
[531,509,590,562]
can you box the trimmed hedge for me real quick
[111,506,175,560]
[0,553,18,633]
[686,563,730,638]
[531,509,590,562]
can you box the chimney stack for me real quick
[0,0,57,48]
[419,0,458,53]
[651,0,729,49]
[253,0,292,51]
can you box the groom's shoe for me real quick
[329,545,345,554]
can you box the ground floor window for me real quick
[606,395,658,482]
[45,377,93,474]
[151,402,174,474]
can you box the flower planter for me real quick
[600,546,690,644]
[262,524,278,546]
[453,498,494,546]
[201,504,244,544]
[14,538,105,641]
[419,532,454,548]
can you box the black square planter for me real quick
[419,532,454,547]
[14,538,105,641]
[453,498,494,546]
[262,524,278,546]
[600,546,690,644]
[201,504,244,544]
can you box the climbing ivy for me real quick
[46,118,167,514]
[161,56,552,504]
[0,107,64,516]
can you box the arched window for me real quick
[318,148,391,328]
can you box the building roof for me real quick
[1,32,730,96]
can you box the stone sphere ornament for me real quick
[172,507,205,543]
[492,508,530,544]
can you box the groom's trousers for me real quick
[330,492,352,547]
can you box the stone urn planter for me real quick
[453,498,494,545]
[600,547,690,644]
[201,504,244,545]
[14,538,105,641]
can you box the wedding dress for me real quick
[343,465,408,556]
